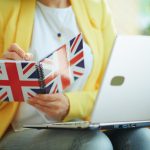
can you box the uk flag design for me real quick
[42,33,85,94]
[0,33,85,102]
[69,33,85,81]
[0,61,41,102]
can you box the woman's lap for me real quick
[1,127,150,150]
[106,128,150,150]
[0,128,113,150]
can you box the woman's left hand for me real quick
[28,93,70,121]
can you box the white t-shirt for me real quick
[11,2,93,131]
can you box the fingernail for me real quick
[28,98,34,103]
[35,94,40,98]
[24,54,29,61]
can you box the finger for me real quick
[28,97,57,107]
[34,94,58,101]
[24,53,33,61]
[42,58,53,64]
[28,98,59,109]
[8,43,25,58]
[32,103,59,118]
[29,98,69,121]
[3,52,24,60]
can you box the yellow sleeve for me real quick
[64,0,116,122]
[0,2,6,108]
[0,1,3,57]
[101,0,117,67]
[64,91,97,121]
[0,0,11,55]
[0,0,15,55]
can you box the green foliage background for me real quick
[139,0,150,35]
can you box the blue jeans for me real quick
[106,128,150,150]
[1,128,150,150]
[0,129,112,150]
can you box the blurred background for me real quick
[108,0,150,35]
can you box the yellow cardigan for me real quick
[0,0,116,138]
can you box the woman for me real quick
[0,0,150,150]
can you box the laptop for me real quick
[24,35,150,130]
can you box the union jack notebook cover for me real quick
[0,33,85,102]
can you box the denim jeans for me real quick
[0,129,113,150]
[1,128,150,150]
[106,128,150,150]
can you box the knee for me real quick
[129,128,150,148]
[78,131,113,150]
[130,128,150,144]
[112,128,150,150]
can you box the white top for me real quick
[11,2,93,131]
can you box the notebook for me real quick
[0,33,85,102]
[24,35,150,130]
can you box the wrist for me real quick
[61,94,70,121]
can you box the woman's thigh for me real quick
[0,129,113,150]
[106,128,150,150]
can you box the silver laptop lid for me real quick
[91,35,150,124]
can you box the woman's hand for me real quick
[2,43,33,60]
[28,93,70,121]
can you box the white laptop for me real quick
[24,35,150,130]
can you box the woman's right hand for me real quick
[2,43,33,60]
